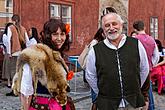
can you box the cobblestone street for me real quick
[0,71,165,110]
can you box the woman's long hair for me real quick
[40,19,70,56]
[31,27,40,43]
[155,39,163,52]
[4,22,13,35]
[94,28,104,42]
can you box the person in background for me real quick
[133,20,159,110]
[151,39,165,94]
[12,18,75,110]
[26,27,39,47]
[86,12,149,110]
[90,28,105,48]
[130,31,138,37]
[5,14,29,96]
[154,39,165,64]
[1,22,13,87]
[102,6,117,16]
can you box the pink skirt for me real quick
[29,96,71,110]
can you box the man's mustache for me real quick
[107,30,118,34]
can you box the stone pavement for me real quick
[0,71,165,110]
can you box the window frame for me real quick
[150,17,158,39]
[5,0,13,9]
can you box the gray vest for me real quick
[94,37,145,110]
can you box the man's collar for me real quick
[104,34,127,49]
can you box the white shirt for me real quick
[89,39,98,48]
[20,63,34,96]
[2,34,8,54]
[26,37,37,47]
[85,35,149,107]
[152,44,159,66]
[6,27,29,56]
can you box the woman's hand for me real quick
[153,64,158,68]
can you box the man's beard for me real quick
[106,28,122,40]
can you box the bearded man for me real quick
[85,12,150,110]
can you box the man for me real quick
[90,7,117,110]
[6,14,29,96]
[133,20,159,110]
[86,12,150,110]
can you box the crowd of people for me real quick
[0,6,164,110]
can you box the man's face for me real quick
[102,14,123,41]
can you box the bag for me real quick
[78,44,90,69]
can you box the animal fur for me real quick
[12,43,69,105]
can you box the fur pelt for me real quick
[12,43,69,105]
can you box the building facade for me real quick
[1,0,164,54]
[0,0,13,26]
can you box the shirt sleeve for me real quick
[85,47,99,94]
[26,38,37,47]
[138,41,150,87]
[2,34,7,49]
[6,27,12,54]
[89,39,98,48]
[20,63,34,96]
[152,43,160,66]
[25,32,29,42]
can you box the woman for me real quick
[1,22,13,87]
[26,27,40,47]
[12,19,75,110]
[89,28,104,48]
[151,39,165,94]
[130,31,137,37]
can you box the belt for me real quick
[30,96,67,110]
[30,96,49,110]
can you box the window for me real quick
[50,3,72,42]
[150,17,158,39]
[50,4,60,18]
[0,0,13,27]
[6,0,13,8]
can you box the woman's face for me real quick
[28,28,32,37]
[51,27,66,49]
